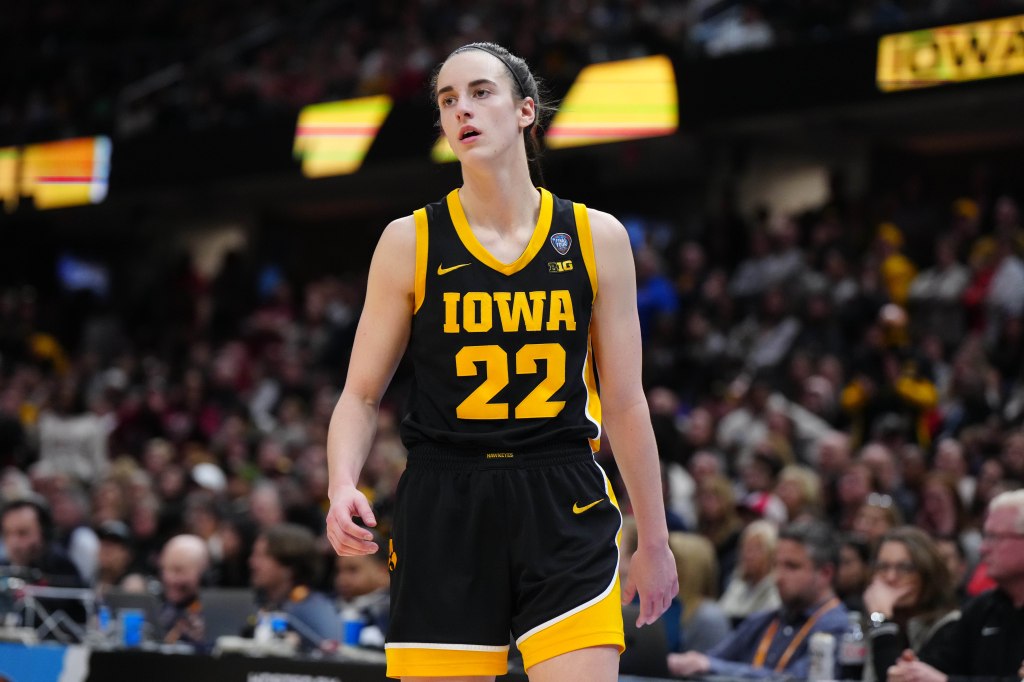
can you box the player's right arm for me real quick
[326,215,416,556]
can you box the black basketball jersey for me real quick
[399,187,602,451]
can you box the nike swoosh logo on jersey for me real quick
[572,498,605,514]
[437,262,471,275]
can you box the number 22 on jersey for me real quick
[455,343,566,420]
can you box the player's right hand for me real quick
[326,485,379,556]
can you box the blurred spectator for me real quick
[852,493,904,549]
[249,480,285,530]
[635,245,679,343]
[0,388,28,469]
[834,461,878,532]
[37,379,109,486]
[837,533,872,613]
[907,235,970,347]
[668,532,731,653]
[158,534,209,649]
[774,465,823,523]
[719,520,781,625]
[667,520,848,679]
[696,475,744,591]
[916,472,982,565]
[334,538,390,648]
[0,496,84,586]
[216,514,257,588]
[888,490,1024,682]
[874,223,918,306]
[933,437,975,510]
[859,442,916,522]
[249,523,337,648]
[95,520,136,596]
[47,477,99,584]
[933,535,970,603]
[861,526,960,682]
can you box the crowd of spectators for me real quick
[4,0,1021,144]
[1,153,1023,668]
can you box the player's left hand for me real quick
[621,541,678,626]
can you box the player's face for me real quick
[435,51,535,163]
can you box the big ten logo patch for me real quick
[548,260,574,273]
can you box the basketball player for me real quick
[325,42,677,681]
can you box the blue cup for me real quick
[343,618,363,646]
[120,608,144,647]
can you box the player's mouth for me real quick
[459,126,481,142]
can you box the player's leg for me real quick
[526,646,619,682]
[386,449,512,679]
[510,451,625,679]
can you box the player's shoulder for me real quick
[582,207,630,249]
[377,214,418,251]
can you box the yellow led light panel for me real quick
[546,55,678,149]
[293,95,393,177]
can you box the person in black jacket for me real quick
[861,526,959,682]
[888,489,1024,682]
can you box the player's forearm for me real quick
[604,399,669,547]
[326,390,380,493]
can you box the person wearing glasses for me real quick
[888,490,1024,682]
[861,526,959,682]
[667,520,848,679]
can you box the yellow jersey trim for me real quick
[385,644,509,678]
[516,576,624,670]
[584,334,602,452]
[446,187,554,276]
[574,202,598,302]
[413,207,429,314]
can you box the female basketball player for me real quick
[325,42,677,681]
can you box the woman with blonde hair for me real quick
[696,474,743,590]
[774,464,822,522]
[717,519,781,625]
[668,532,731,653]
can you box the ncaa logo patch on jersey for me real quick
[550,232,572,256]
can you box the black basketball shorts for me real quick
[384,442,625,678]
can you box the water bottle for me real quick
[97,605,111,634]
[254,611,273,643]
[839,612,867,681]
[808,631,836,682]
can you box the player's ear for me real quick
[519,97,536,130]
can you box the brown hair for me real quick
[261,523,320,587]
[875,526,957,622]
[429,42,554,184]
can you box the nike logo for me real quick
[573,498,605,514]
[981,626,1000,636]
[437,262,471,275]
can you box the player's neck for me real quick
[459,163,538,236]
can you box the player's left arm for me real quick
[588,208,678,626]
